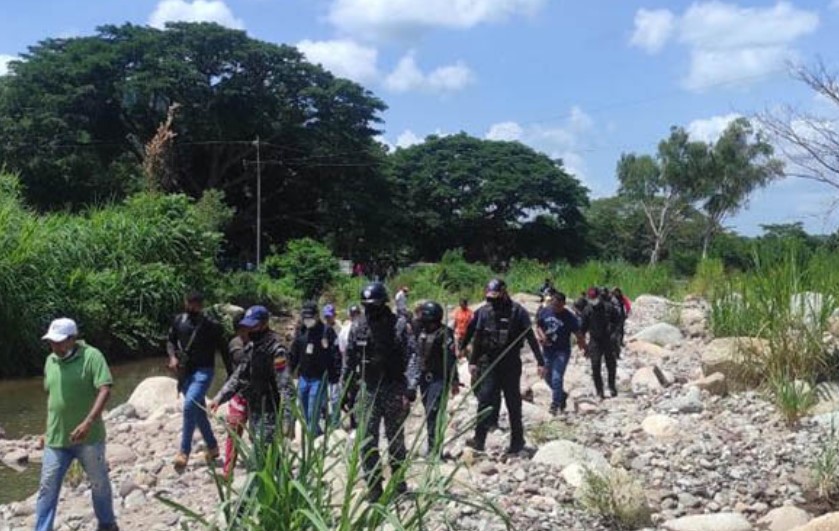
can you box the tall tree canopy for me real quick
[387,133,589,264]
[0,23,390,260]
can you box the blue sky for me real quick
[1,0,838,235]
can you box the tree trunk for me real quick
[650,236,662,266]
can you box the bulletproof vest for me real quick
[248,332,282,408]
[477,305,513,359]
[418,326,446,377]
[354,312,400,382]
[588,300,613,341]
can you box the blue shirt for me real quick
[537,307,580,354]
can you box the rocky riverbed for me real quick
[2,294,839,530]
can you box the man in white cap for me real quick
[36,318,118,531]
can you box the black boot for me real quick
[366,481,383,503]
[465,437,486,452]
[506,438,526,455]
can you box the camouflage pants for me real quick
[357,381,409,488]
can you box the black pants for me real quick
[589,340,617,396]
[474,358,523,446]
[421,377,445,451]
[472,361,500,427]
[357,381,408,488]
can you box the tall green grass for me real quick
[709,242,839,421]
[0,173,231,376]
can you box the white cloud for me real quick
[687,113,742,143]
[296,39,379,84]
[149,0,244,30]
[0,55,17,76]
[630,2,819,92]
[630,8,676,54]
[384,52,474,93]
[484,106,596,187]
[328,0,545,39]
[396,130,423,148]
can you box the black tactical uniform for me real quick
[416,302,459,453]
[343,282,419,499]
[466,279,544,454]
[581,288,622,398]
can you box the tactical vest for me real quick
[476,305,513,360]
[587,300,613,341]
[354,312,402,383]
[418,326,446,378]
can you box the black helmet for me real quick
[301,301,318,319]
[360,282,388,306]
[420,301,444,323]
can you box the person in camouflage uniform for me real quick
[343,282,419,501]
[209,306,291,448]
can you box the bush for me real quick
[214,272,297,316]
[264,238,339,301]
[0,175,231,377]
[578,467,652,530]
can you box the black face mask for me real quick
[364,303,386,318]
[250,329,268,341]
[423,321,440,333]
[486,297,503,309]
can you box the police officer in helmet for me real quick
[464,279,546,455]
[343,282,419,500]
[417,301,460,456]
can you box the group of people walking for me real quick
[33,277,631,530]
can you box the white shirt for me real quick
[338,321,353,355]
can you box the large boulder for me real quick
[532,440,609,471]
[641,414,679,439]
[632,295,673,325]
[662,513,752,531]
[701,337,769,390]
[757,506,810,531]
[128,377,179,417]
[632,323,683,347]
[791,512,839,530]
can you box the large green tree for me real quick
[387,133,589,264]
[0,23,389,260]
[697,117,783,258]
[618,127,711,265]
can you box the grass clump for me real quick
[769,375,818,426]
[811,422,839,502]
[578,467,652,530]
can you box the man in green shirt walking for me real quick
[35,318,118,531]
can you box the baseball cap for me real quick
[240,305,270,327]
[322,304,336,318]
[42,318,78,342]
[485,278,507,299]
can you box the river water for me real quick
[0,356,191,505]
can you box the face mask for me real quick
[303,318,317,329]
[250,329,267,341]
[486,297,503,308]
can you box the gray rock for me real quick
[663,387,704,414]
[661,512,752,531]
[123,489,146,509]
[701,337,769,390]
[531,440,609,471]
[693,373,728,397]
[632,323,684,347]
[105,403,137,421]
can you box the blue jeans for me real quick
[298,376,325,435]
[181,368,218,455]
[36,442,116,531]
[544,349,571,407]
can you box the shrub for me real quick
[578,467,652,530]
[812,421,839,501]
[264,238,339,301]
[0,175,230,377]
[214,272,297,316]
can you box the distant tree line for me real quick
[2,22,836,276]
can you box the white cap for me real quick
[42,318,78,342]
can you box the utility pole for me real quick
[243,136,281,269]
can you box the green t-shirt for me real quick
[43,342,113,448]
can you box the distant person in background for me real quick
[538,278,555,306]
[613,287,631,347]
[395,286,410,317]
[167,291,231,470]
[452,298,474,359]
[36,318,119,531]
[536,290,586,415]
[222,318,250,479]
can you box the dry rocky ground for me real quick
[3,294,839,530]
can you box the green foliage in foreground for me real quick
[0,173,230,377]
